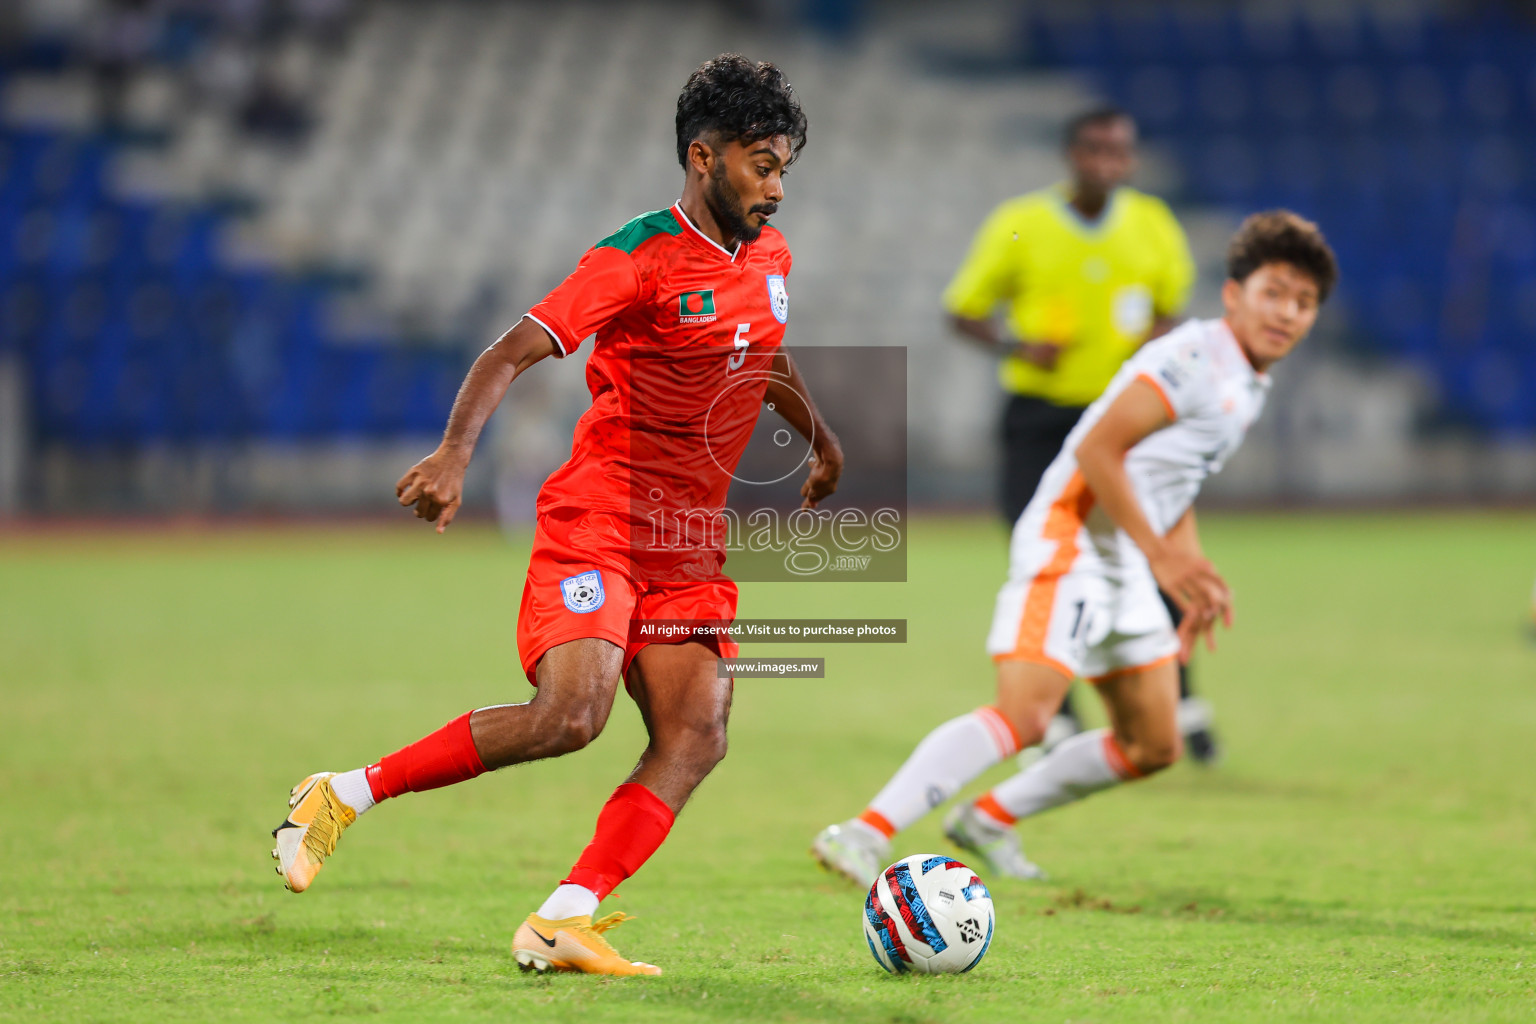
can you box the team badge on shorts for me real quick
[766,274,788,324]
[560,571,605,613]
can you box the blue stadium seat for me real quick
[2,122,457,447]
[1018,5,1536,433]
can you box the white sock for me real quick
[983,728,1138,822]
[329,768,376,815]
[864,707,1020,835]
[1177,696,1213,735]
[537,883,600,921]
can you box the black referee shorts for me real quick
[1000,394,1087,526]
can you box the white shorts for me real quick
[985,501,1179,682]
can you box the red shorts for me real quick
[516,508,740,684]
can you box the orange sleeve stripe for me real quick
[1134,373,1178,422]
[858,808,897,839]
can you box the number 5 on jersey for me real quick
[728,323,751,371]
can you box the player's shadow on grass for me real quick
[1031,884,1535,949]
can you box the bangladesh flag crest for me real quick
[678,289,717,324]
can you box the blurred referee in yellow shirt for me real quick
[946,108,1193,520]
[944,108,1220,762]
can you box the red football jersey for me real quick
[525,203,793,579]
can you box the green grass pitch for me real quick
[2,512,1535,1022]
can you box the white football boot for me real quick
[811,820,890,887]
[943,803,1046,880]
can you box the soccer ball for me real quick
[863,854,995,974]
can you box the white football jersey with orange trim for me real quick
[986,319,1271,678]
[1026,317,1271,539]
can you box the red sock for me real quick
[365,711,487,803]
[562,783,675,900]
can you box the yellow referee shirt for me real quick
[943,184,1195,407]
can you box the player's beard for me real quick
[706,163,770,245]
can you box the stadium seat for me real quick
[1017,1,1536,432]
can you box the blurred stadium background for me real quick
[1,0,1534,521]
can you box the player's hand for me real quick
[395,447,469,533]
[1009,340,1061,371]
[1176,605,1230,664]
[1149,548,1232,628]
[800,437,843,509]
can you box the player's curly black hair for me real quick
[1227,210,1339,303]
[675,54,807,168]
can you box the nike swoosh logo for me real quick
[528,928,558,948]
[272,819,299,839]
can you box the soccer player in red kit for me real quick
[269,55,841,977]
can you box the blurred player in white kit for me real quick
[815,211,1339,883]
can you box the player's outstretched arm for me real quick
[1075,381,1232,625]
[763,350,843,508]
[395,319,558,532]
